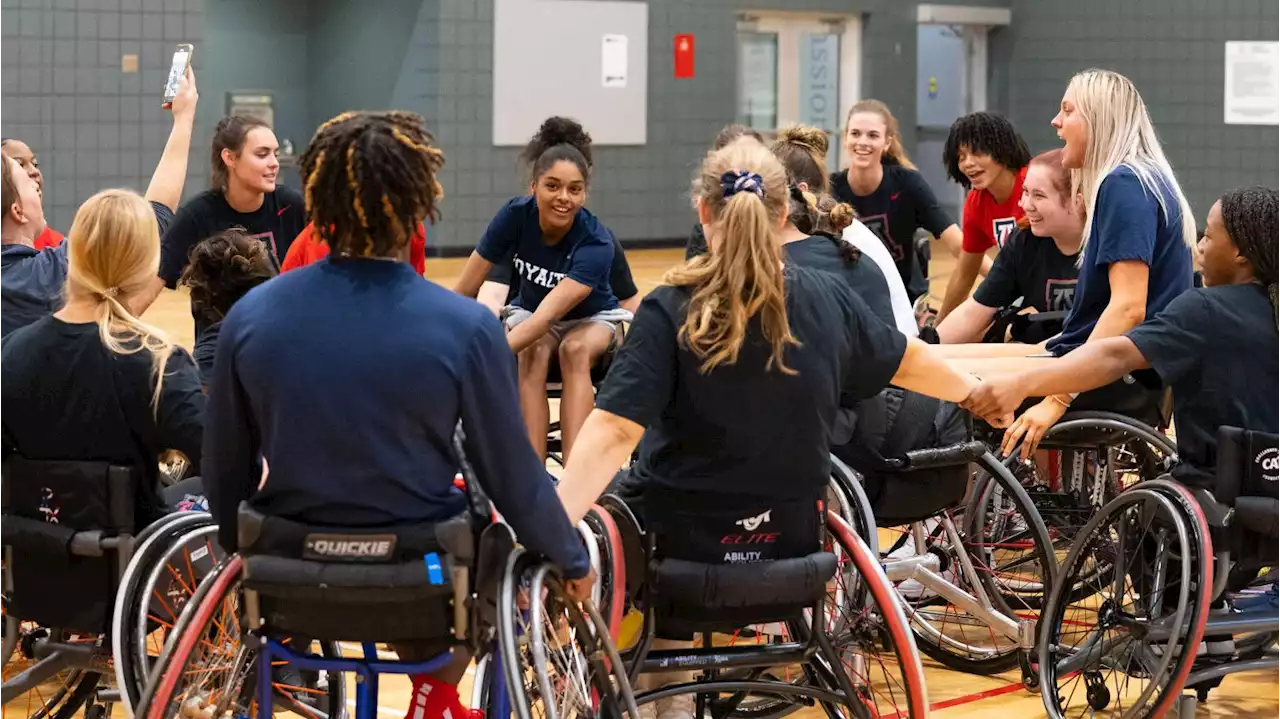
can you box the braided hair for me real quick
[179,228,277,321]
[300,111,445,259]
[1219,186,1278,325]
[771,125,860,265]
[943,112,1031,189]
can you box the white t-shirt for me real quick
[842,220,918,337]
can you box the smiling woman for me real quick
[140,115,307,343]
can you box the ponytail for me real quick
[668,143,796,374]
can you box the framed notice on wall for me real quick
[1224,41,1279,126]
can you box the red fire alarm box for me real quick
[674,34,695,78]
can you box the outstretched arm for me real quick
[890,337,979,404]
[144,68,198,212]
[937,249,985,322]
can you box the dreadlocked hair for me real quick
[179,228,277,321]
[666,140,797,375]
[943,111,1031,189]
[300,111,445,259]
[1219,186,1278,325]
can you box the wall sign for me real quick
[602,34,628,88]
[1224,41,1279,126]
[675,34,695,78]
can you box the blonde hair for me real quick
[64,189,174,408]
[1065,69,1196,257]
[666,141,797,374]
[845,100,917,170]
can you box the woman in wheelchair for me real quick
[178,228,277,390]
[202,111,593,718]
[554,139,979,718]
[940,69,1196,446]
[453,116,631,462]
[2,187,206,528]
[478,226,642,316]
[963,185,1278,478]
[936,148,1082,345]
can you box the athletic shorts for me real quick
[501,305,633,344]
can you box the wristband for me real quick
[1049,395,1073,410]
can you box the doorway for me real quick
[914,4,1010,222]
[735,12,862,169]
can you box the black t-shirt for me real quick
[487,231,638,305]
[783,235,897,330]
[159,187,306,335]
[972,228,1080,313]
[596,265,907,499]
[829,164,954,302]
[1126,284,1279,487]
[1,317,206,525]
[686,223,708,260]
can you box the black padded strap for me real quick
[651,552,836,609]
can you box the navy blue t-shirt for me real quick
[1048,166,1193,355]
[203,257,589,578]
[475,196,618,320]
[1127,284,1278,488]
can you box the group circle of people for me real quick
[1,63,1276,718]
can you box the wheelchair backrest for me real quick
[1214,426,1280,506]
[0,455,139,634]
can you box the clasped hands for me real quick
[959,375,1070,461]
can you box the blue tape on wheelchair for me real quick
[424,552,445,585]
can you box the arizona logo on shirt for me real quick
[992,218,1018,249]
[513,256,567,290]
[860,214,902,260]
[247,230,279,261]
[1045,279,1079,312]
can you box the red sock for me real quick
[405,674,469,719]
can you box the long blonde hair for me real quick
[1065,69,1196,256]
[65,189,174,408]
[666,140,797,374]
[845,99,917,170]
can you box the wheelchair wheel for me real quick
[582,505,627,642]
[499,549,637,719]
[112,512,216,712]
[1039,483,1212,719]
[137,555,346,719]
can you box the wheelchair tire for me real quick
[111,512,216,713]
[583,505,627,642]
[1039,483,1212,719]
[22,669,99,719]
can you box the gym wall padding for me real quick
[492,0,648,146]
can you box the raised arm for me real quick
[144,68,198,213]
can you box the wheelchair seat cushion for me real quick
[652,552,837,609]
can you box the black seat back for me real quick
[0,456,137,633]
[1215,427,1279,537]
[238,504,473,644]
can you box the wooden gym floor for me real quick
[11,245,1275,717]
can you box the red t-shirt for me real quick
[33,226,64,250]
[281,222,427,274]
[961,165,1027,254]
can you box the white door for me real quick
[736,13,863,169]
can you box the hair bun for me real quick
[776,124,829,157]
[525,116,593,167]
[827,202,854,233]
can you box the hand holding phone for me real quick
[162,44,194,108]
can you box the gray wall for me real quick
[1002,0,1279,224]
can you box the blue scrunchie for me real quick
[721,169,765,200]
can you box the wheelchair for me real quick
[1038,425,1278,718]
[831,424,1056,687]
[530,484,931,718]
[134,427,635,719]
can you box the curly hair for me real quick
[300,111,446,259]
[179,228,278,320]
[1219,186,1278,325]
[943,112,1031,189]
[522,116,592,185]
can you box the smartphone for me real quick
[162,44,194,108]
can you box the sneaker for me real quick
[1232,583,1279,613]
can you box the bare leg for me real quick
[557,322,618,459]
[518,333,558,459]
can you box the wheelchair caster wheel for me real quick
[1177,694,1198,718]
[1196,686,1210,703]
[1084,671,1110,711]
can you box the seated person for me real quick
[685,123,766,260]
[2,138,64,249]
[554,140,979,719]
[201,111,591,719]
[453,117,630,461]
[964,186,1277,470]
[283,219,428,275]
[178,229,278,388]
[2,188,206,527]
[937,149,1082,345]
[938,71,1196,439]
[1,69,197,338]
[478,227,641,316]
